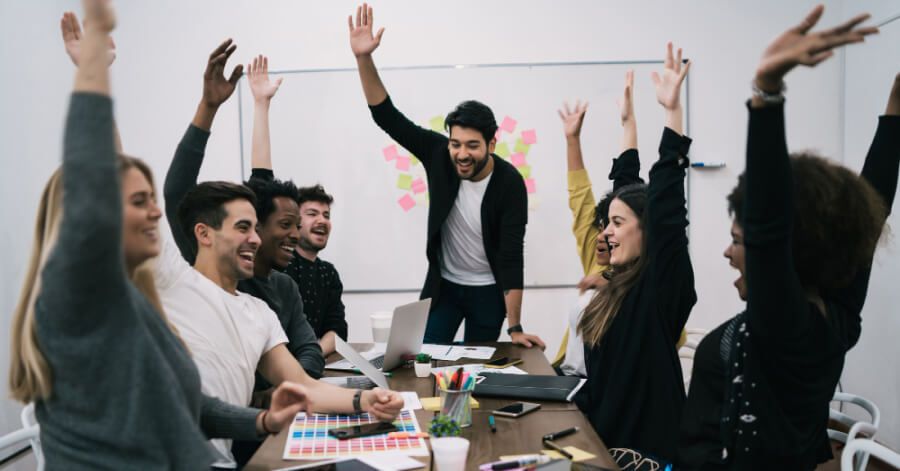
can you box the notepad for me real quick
[420,396,479,411]
[541,446,595,462]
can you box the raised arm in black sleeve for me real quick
[163,125,211,263]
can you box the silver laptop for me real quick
[326,298,431,372]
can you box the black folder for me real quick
[474,373,586,402]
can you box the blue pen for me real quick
[690,162,726,168]
[489,414,496,433]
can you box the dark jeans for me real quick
[423,279,506,343]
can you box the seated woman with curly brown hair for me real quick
[677,6,898,470]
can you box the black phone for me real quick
[492,401,541,418]
[327,422,398,440]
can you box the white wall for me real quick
[5,0,885,461]
[839,0,900,450]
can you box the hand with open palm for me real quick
[348,3,385,58]
[651,42,690,111]
[755,5,877,92]
[558,101,589,139]
[61,11,116,66]
[248,55,283,104]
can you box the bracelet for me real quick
[507,324,524,335]
[751,79,786,104]
[353,390,364,414]
[260,409,275,435]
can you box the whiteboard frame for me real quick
[234,59,692,294]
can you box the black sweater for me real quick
[368,96,527,301]
[677,107,900,470]
[581,128,696,461]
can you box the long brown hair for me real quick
[578,184,648,347]
[9,156,183,403]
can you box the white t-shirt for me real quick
[440,172,496,286]
[559,290,593,377]
[154,233,287,465]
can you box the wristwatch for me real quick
[507,324,524,335]
[352,390,364,414]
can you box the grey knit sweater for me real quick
[34,93,261,470]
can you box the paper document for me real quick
[400,391,422,410]
[430,363,528,377]
[419,344,496,361]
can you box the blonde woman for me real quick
[8,2,308,468]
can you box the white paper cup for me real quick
[431,437,469,471]
[370,311,393,343]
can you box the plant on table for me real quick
[429,414,461,438]
[415,353,432,364]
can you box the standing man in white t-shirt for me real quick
[349,4,544,348]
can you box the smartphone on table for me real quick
[492,401,541,418]
[327,422,398,440]
[483,356,523,369]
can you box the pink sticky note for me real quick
[510,152,526,167]
[521,129,537,145]
[383,145,399,161]
[524,178,536,194]
[398,194,416,211]
[495,129,502,140]
[411,178,426,194]
[395,156,411,171]
[500,116,517,133]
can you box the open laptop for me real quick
[326,298,431,372]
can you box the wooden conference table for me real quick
[246,342,619,470]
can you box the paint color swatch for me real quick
[283,410,428,460]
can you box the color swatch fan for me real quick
[283,410,429,460]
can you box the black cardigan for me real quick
[369,96,527,301]
[677,107,900,470]
[581,127,696,461]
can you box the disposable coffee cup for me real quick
[431,437,469,471]
[370,311,393,343]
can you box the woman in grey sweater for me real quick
[8,2,308,469]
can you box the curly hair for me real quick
[297,184,334,207]
[727,152,886,292]
[244,177,301,225]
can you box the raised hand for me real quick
[651,42,691,111]
[756,6,877,92]
[558,101,589,139]
[348,3,385,57]
[202,39,243,110]
[264,382,309,432]
[618,70,636,125]
[61,11,116,66]
[248,55,283,103]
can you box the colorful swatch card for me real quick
[283,410,429,460]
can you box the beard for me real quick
[456,154,490,180]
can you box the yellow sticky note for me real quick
[397,174,413,190]
[517,165,532,179]
[429,116,445,133]
[499,454,541,461]
[541,447,596,462]
[420,396,479,412]
[495,142,511,158]
[410,155,420,166]
[514,138,530,155]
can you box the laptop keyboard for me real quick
[344,376,377,390]
[369,355,385,369]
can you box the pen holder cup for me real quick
[439,388,473,428]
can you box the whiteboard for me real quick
[235,60,689,291]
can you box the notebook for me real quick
[473,373,586,402]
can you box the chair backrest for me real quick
[19,403,43,471]
[0,425,39,469]
[841,438,900,471]
[830,392,881,471]
[679,328,709,392]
